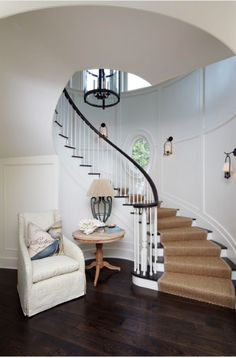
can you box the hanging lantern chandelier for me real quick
[83,69,120,110]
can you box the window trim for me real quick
[123,130,154,178]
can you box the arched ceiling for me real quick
[0,4,234,157]
[0,1,236,54]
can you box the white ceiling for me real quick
[0,3,234,157]
[1,1,236,53]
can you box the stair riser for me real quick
[165,264,230,279]
[132,274,236,309]
[158,283,235,309]
[158,210,178,219]
[157,232,214,243]
[160,232,209,242]
[158,221,193,230]
[155,247,227,258]
[132,275,158,291]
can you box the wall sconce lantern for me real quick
[164,136,173,156]
[223,148,236,179]
[99,123,108,138]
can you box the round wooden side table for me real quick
[73,228,125,286]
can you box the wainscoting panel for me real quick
[0,156,58,268]
[162,136,203,211]
[158,59,236,263]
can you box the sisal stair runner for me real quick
[157,207,235,309]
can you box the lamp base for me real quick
[91,196,112,223]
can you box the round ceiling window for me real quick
[131,136,151,170]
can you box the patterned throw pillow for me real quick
[28,221,64,260]
[47,220,64,255]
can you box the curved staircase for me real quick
[54,88,236,309]
[158,207,235,309]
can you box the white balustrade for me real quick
[56,90,158,279]
[141,209,147,276]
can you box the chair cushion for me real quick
[32,255,79,283]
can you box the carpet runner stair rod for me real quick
[54,88,159,278]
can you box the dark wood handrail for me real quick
[63,88,158,208]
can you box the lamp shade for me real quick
[87,179,115,197]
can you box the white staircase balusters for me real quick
[68,103,72,147]
[141,209,147,276]
[73,112,76,156]
[61,96,66,137]
[57,89,159,281]
[136,209,140,274]
[78,111,82,156]
[65,98,69,139]
[154,206,158,274]
[91,130,94,171]
[133,208,137,272]
[83,121,86,164]
[71,107,76,149]
[149,207,153,276]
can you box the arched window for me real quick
[131,136,151,170]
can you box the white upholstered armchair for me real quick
[17,210,86,317]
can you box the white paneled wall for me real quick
[1,57,235,269]
[55,57,236,265]
[0,156,58,268]
[159,57,236,263]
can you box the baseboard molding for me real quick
[0,256,17,269]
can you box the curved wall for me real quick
[0,5,233,158]
[158,56,236,263]
[0,55,235,268]
[54,56,236,264]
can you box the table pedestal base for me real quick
[85,243,120,286]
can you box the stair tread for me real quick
[162,239,221,256]
[59,133,68,139]
[222,257,236,270]
[159,272,235,308]
[163,239,220,249]
[65,145,76,149]
[159,216,193,223]
[210,240,227,249]
[114,195,129,198]
[164,256,231,279]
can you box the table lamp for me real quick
[87,179,115,223]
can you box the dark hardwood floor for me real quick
[0,259,236,356]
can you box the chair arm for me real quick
[17,236,33,315]
[63,236,85,272]
[18,236,33,283]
